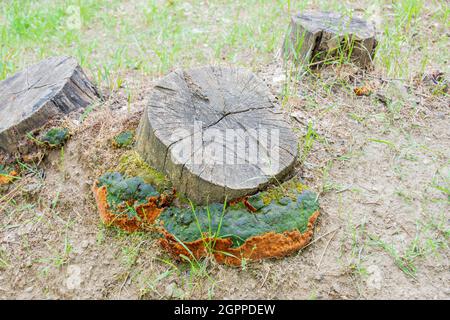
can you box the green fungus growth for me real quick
[40,127,69,147]
[113,131,134,148]
[98,172,160,217]
[0,164,11,175]
[158,190,319,248]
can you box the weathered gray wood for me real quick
[136,66,298,203]
[0,56,99,153]
[283,11,377,68]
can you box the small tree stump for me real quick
[136,66,298,203]
[283,11,377,68]
[0,56,99,153]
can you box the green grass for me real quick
[1,0,447,89]
[368,138,398,152]
[431,168,450,201]
[0,248,9,270]
[121,236,147,269]
[299,121,321,164]
[37,219,74,275]
[369,235,420,279]
[368,215,449,280]
[0,0,288,89]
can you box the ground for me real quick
[0,0,449,299]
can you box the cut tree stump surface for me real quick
[0,56,99,153]
[136,66,298,203]
[284,11,377,68]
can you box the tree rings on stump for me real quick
[136,66,298,203]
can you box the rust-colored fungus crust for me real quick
[159,211,319,266]
[0,165,18,185]
[92,185,164,232]
[92,181,173,232]
[92,172,320,265]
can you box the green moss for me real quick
[261,179,309,205]
[113,131,134,148]
[115,151,171,191]
[158,190,319,247]
[40,127,69,147]
[98,172,160,217]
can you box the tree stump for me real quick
[0,56,99,153]
[283,11,377,68]
[136,66,298,203]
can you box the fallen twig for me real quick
[317,229,339,270]
[260,268,271,288]
[299,225,342,253]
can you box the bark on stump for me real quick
[283,11,377,68]
[136,66,298,203]
[0,56,99,153]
